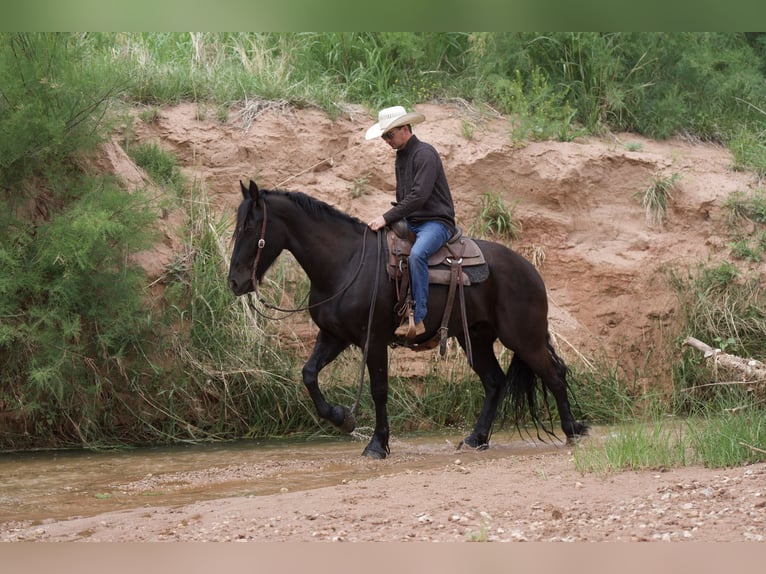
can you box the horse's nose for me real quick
[228,277,238,292]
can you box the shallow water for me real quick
[0,430,570,524]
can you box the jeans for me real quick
[407,220,452,324]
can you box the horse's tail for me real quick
[505,333,565,441]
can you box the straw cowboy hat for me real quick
[365,105,425,140]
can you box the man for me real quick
[365,105,456,339]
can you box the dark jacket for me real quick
[382,135,456,233]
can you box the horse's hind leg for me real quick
[302,329,355,433]
[459,336,506,450]
[519,338,587,441]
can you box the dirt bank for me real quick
[122,101,760,382]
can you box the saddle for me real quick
[385,221,489,363]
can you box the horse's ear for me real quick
[240,179,260,203]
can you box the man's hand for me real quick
[368,215,387,231]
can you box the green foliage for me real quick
[574,410,766,472]
[478,68,582,142]
[725,188,766,224]
[574,421,687,473]
[0,178,157,446]
[729,126,766,178]
[0,33,123,192]
[636,172,681,226]
[575,373,766,472]
[56,33,766,160]
[465,32,766,141]
[566,363,643,424]
[670,262,766,397]
[35,32,763,150]
[125,141,184,191]
[349,172,371,199]
[723,188,766,262]
[470,192,521,242]
[685,409,766,467]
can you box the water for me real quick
[0,431,565,524]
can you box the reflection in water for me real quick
[0,430,568,524]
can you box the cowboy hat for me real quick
[365,105,425,140]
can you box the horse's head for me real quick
[228,180,282,296]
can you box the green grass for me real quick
[724,188,766,262]
[636,172,681,226]
[686,408,766,467]
[574,420,688,473]
[470,191,521,242]
[574,409,765,473]
[125,140,185,192]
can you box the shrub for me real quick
[471,191,521,242]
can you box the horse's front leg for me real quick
[361,343,390,459]
[458,337,506,451]
[302,330,355,433]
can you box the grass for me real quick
[574,408,766,473]
[570,254,766,472]
[470,191,521,242]
[724,188,766,262]
[124,140,185,193]
[636,172,681,226]
[349,172,372,199]
[686,408,766,467]
[574,420,687,474]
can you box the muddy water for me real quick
[0,430,565,525]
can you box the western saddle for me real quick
[385,221,489,362]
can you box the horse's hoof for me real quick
[332,406,356,434]
[362,445,387,459]
[457,437,489,451]
[564,421,589,444]
[565,433,587,446]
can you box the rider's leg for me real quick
[408,220,452,324]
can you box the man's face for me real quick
[381,126,408,149]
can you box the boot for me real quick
[395,320,425,338]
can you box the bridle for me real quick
[243,195,383,417]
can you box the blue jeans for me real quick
[407,220,452,324]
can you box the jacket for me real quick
[382,135,456,234]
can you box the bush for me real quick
[0,33,123,192]
[0,178,157,446]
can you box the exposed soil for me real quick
[4,101,765,542]
[2,440,764,542]
[122,100,762,382]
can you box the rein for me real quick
[246,195,382,417]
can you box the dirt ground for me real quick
[4,101,765,543]
[1,440,764,542]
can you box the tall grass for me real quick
[574,421,688,474]
[636,172,681,226]
[670,262,766,366]
[73,33,766,140]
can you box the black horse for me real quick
[228,180,586,458]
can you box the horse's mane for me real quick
[266,188,364,227]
